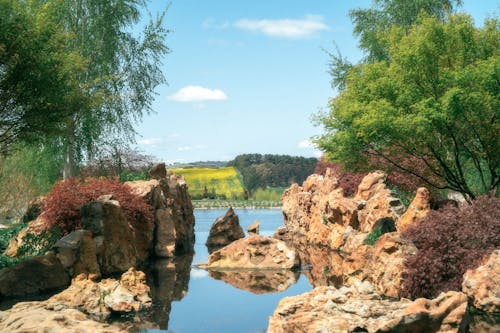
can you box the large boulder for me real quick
[203,235,299,270]
[205,208,245,252]
[462,250,500,313]
[54,229,100,278]
[0,268,151,333]
[0,252,70,298]
[397,187,431,232]
[267,281,468,333]
[4,215,54,257]
[81,198,137,276]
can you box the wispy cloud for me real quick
[234,15,329,39]
[138,138,163,146]
[298,139,314,148]
[177,145,207,152]
[168,85,228,102]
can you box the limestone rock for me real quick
[0,302,128,333]
[267,281,468,333]
[397,187,431,232]
[47,268,151,321]
[208,269,299,294]
[462,250,500,313]
[273,226,292,242]
[149,162,167,180]
[54,229,100,278]
[0,252,69,298]
[205,208,245,252]
[81,199,137,276]
[125,179,165,209]
[247,220,259,235]
[204,235,299,270]
[4,215,53,257]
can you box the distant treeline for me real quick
[227,154,318,194]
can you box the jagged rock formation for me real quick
[397,187,431,232]
[205,208,245,252]
[267,281,469,333]
[247,220,259,235]
[203,235,299,270]
[0,268,151,332]
[208,269,299,294]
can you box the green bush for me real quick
[0,223,26,252]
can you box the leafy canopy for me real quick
[317,14,499,199]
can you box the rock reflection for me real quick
[293,243,344,288]
[208,269,300,294]
[145,253,193,329]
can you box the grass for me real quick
[170,167,246,200]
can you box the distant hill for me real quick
[170,166,245,200]
[227,154,318,193]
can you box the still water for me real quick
[148,209,312,333]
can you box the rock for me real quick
[205,208,245,252]
[21,196,46,223]
[342,232,417,298]
[0,302,128,333]
[4,215,53,257]
[267,281,468,333]
[203,235,299,270]
[54,229,100,278]
[397,187,431,232]
[47,268,151,320]
[81,199,137,276]
[273,226,292,242]
[154,175,195,257]
[462,250,500,313]
[247,220,259,235]
[149,162,167,180]
[208,269,300,294]
[354,170,387,201]
[125,179,165,209]
[0,252,70,298]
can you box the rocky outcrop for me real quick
[273,226,292,242]
[267,281,469,333]
[149,162,167,180]
[54,229,100,278]
[205,208,245,252]
[462,250,500,313]
[397,187,431,232]
[281,170,404,250]
[81,198,138,276]
[4,215,54,257]
[0,252,69,298]
[247,220,259,235]
[208,269,299,294]
[125,174,195,258]
[203,235,299,270]
[21,196,46,223]
[0,268,151,332]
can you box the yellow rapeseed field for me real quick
[170,167,245,199]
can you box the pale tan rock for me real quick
[4,215,52,257]
[149,162,167,180]
[267,281,468,333]
[397,187,431,232]
[54,229,101,278]
[0,302,128,333]
[125,179,165,209]
[247,220,260,235]
[462,250,500,313]
[205,208,245,251]
[203,235,299,270]
[273,226,292,242]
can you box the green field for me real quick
[170,167,245,200]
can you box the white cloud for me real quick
[177,145,207,152]
[298,139,314,148]
[234,15,329,39]
[190,268,209,279]
[168,85,227,102]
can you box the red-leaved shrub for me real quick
[401,196,500,299]
[43,178,153,234]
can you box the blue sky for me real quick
[134,0,499,164]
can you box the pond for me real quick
[145,209,312,333]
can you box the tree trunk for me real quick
[63,119,76,180]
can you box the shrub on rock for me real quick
[43,178,153,234]
[402,196,500,299]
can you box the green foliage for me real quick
[171,167,245,200]
[0,255,23,269]
[363,226,385,246]
[0,223,26,253]
[250,187,285,202]
[318,14,499,199]
[228,154,318,194]
[0,0,81,154]
[363,218,396,245]
[17,226,62,257]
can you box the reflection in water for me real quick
[145,253,194,329]
[207,269,300,294]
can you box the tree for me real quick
[316,15,499,200]
[329,0,462,91]
[0,0,82,154]
[42,0,170,178]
